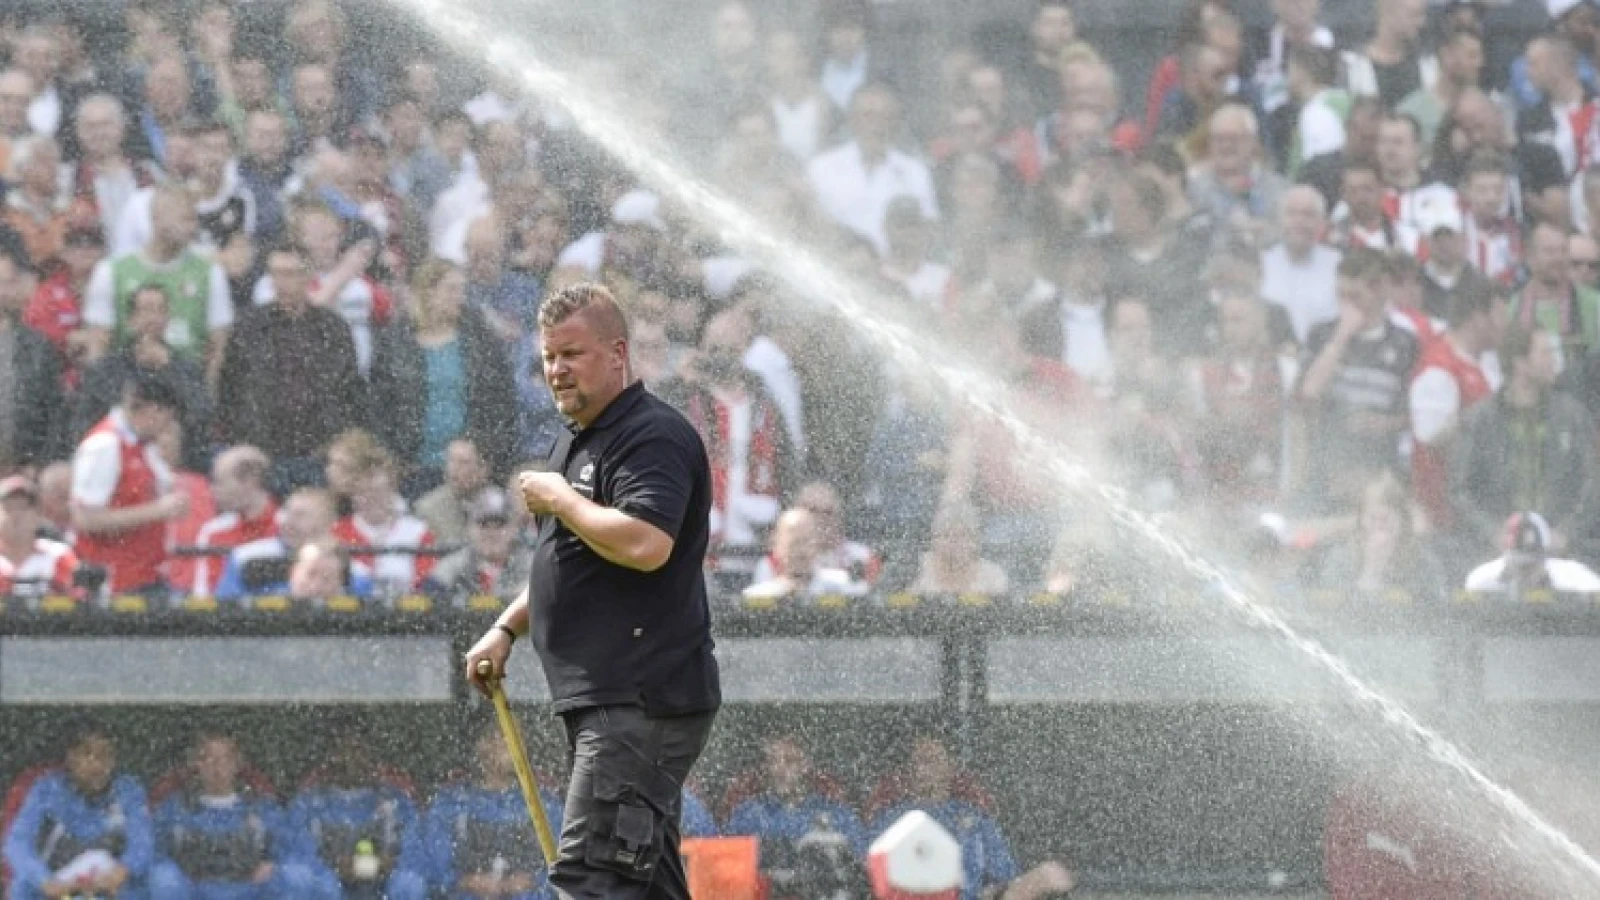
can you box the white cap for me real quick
[1415,195,1464,235]
[611,189,665,230]
[868,810,963,899]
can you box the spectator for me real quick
[880,196,953,308]
[857,370,952,562]
[0,69,37,176]
[24,222,103,385]
[1516,34,1597,179]
[214,487,365,602]
[1340,0,1432,108]
[286,725,418,899]
[285,540,365,607]
[1460,149,1522,283]
[1466,510,1600,593]
[725,735,868,897]
[779,480,881,584]
[743,507,869,602]
[1284,43,1348,176]
[1573,230,1600,292]
[1298,96,1383,210]
[149,732,341,900]
[1154,42,1237,155]
[807,82,938,255]
[428,120,527,258]
[1261,185,1341,344]
[908,504,1010,595]
[331,450,436,597]
[286,64,347,161]
[1510,221,1600,361]
[238,109,293,244]
[1317,471,1448,602]
[254,203,390,373]
[413,439,490,547]
[219,242,365,485]
[129,53,195,172]
[382,94,452,221]
[211,43,291,143]
[12,25,66,140]
[282,0,379,127]
[1375,112,1457,234]
[390,723,563,900]
[324,427,387,516]
[2,720,154,900]
[1185,103,1289,249]
[1419,193,1493,319]
[1453,325,1599,556]
[1021,0,1078,118]
[74,282,212,472]
[84,184,234,384]
[36,460,72,540]
[3,135,69,270]
[1188,292,1291,508]
[1297,249,1420,508]
[1103,166,1211,357]
[0,474,81,603]
[1250,0,1335,125]
[1329,157,1420,254]
[368,259,517,490]
[68,94,157,242]
[420,486,529,606]
[1043,236,1113,385]
[671,1,763,159]
[346,129,409,276]
[0,249,64,470]
[1411,283,1498,531]
[70,372,187,596]
[1398,27,1485,153]
[1143,1,1242,141]
[188,445,279,598]
[764,29,834,163]
[462,214,541,350]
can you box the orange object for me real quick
[682,836,761,900]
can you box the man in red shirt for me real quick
[331,450,434,597]
[1409,284,1497,530]
[69,372,188,596]
[186,445,278,597]
[0,474,81,605]
[23,223,103,388]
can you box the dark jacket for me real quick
[3,319,64,466]
[1451,390,1600,548]
[218,302,366,459]
[74,348,212,470]
[366,306,518,477]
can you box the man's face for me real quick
[77,101,124,161]
[128,403,176,443]
[193,738,241,795]
[195,130,233,184]
[152,192,197,249]
[949,105,994,154]
[1466,171,1506,221]
[479,123,525,177]
[0,72,34,133]
[1376,120,1418,180]
[1443,34,1485,86]
[244,112,286,167]
[128,288,170,341]
[1111,301,1154,360]
[445,442,487,493]
[766,30,810,83]
[353,471,395,521]
[1187,47,1232,104]
[1342,170,1383,220]
[66,736,114,794]
[0,494,37,542]
[15,34,59,85]
[541,313,625,421]
[1384,0,1427,42]
[1219,295,1264,351]
[1564,4,1600,56]
[1280,191,1325,250]
[232,57,272,107]
[1207,114,1255,171]
[298,212,343,271]
[145,57,190,119]
[826,22,866,61]
[1032,4,1076,54]
[849,89,898,149]
[266,251,311,305]
[292,66,335,119]
[1431,228,1465,268]
[1530,227,1570,285]
[1337,275,1385,324]
[282,495,331,548]
[385,101,424,150]
[471,516,514,561]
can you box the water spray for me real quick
[388,0,1600,890]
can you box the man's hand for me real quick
[465,626,515,697]
[1333,302,1366,341]
[518,471,576,517]
[93,863,129,893]
[251,861,276,884]
[158,491,191,521]
[1001,861,1076,900]
[40,880,72,898]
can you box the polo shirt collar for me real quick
[569,380,647,434]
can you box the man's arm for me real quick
[1297,327,1351,402]
[70,433,182,533]
[545,481,675,572]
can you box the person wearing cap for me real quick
[0,248,65,472]
[1417,191,1493,319]
[1466,510,1600,593]
[419,486,531,606]
[0,474,82,603]
[70,371,188,596]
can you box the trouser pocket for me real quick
[580,743,681,882]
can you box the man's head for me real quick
[1109,168,1167,243]
[13,25,59,88]
[190,733,243,797]
[264,242,313,308]
[1504,323,1561,390]
[75,94,126,164]
[1529,221,1573,289]
[286,0,346,63]
[762,735,813,799]
[294,202,344,273]
[120,372,182,441]
[231,54,274,112]
[795,482,846,549]
[190,119,234,188]
[1376,0,1427,44]
[9,135,58,198]
[1376,113,1422,184]
[280,488,337,550]
[1572,232,1600,289]
[1205,103,1259,175]
[1279,185,1327,255]
[1180,42,1231,107]
[1272,0,1320,33]
[445,439,489,495]
[1345,97,1385,159]
[849,82,900,155]
[1528,35,1580,95]
[243,109,287,169]
[144,53,191,123]
[125,283,170,346]
[474,120,525,183]
[538,283,632,426]
[211,445,270,516]
[1558,0,1600,57]
[1439,28,1485,89]
[290,63,336,125]
[1031,0,1077,58]
[1218,293,1269,353]
[0,69,34,135]
[697,306,754,387]
[0,475,40,545]
[1336,248,1389,327]
[63,719,115,795]
[150,184,198,254]
[1462,149,1509,222]
[351,454,399,523]
[469,487,515,564]
[822,0,871,61]
[770,507,821,578]
[1110,297,1154,362]
[1287,43,1337,101]
[1340,159,1384,224]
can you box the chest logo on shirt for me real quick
[573,461,595,495]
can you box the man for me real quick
[465,282,720,900]
[70,372,188,596]
[254,203,391,374]
[219,243,364,481]
[1185,104,1289,246]
[0,475,81,604]
[3,721,155,899]
[1466,510,1600,594]
[0,69,36,176]
[879,196,952,307]
[724,736,867,897]
[1516,34,1598,179]
[1453,325,1599,556]
[83,184,233,385]
[1459,149,1522,283]
[1418,193,1494,320]
[331,451,435,596]
[1298,96,1382,210]
[1022,0,1077,118]
[74,283,212,472]
[115,119,256,261]
[428,120,528,257]
[1153,43,1235,153]
[286,723,419,899]
[1373,112,1457,235]
[1284,43,1347,176]
[3,135,69,270]
[1397,27,1484,152]
[742,507,869,602]
[149,732,341,899]
[36,461,73,540]
[129,53,195,173]
[421,486,529,606]
[1329,158,1419,255]
[1251,0,1335,124]
[1410,284,1497,531]
[753,480,880,586]
[1340,0,1433,108]
[414,438,490,546]
[1260,185,1341,344]
[68,94,157,241]
[807,82,938,255]
[0,249,65,471]
[214,488,364,602]
[237,109,293,243]
[388,723,565,900]
[1297,249,1420,507]
[189,446,278,597]
[1509,221,1600,361]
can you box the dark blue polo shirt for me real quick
[527,381,720,716]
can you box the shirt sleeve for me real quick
[1410,367,1462,445]
[82,259,115,328]
[3,778,55,889]
[607,424,697,539]
[207,262,234,331]
[71,431,124,508]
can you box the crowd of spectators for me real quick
[0,0,1599,612]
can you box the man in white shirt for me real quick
[806,82,938,255]
[1260,185,1342,343]
[1466,510,1600,594]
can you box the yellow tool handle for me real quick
[478,659,561,865]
